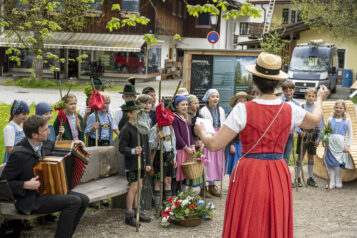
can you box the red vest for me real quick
[240,101,292,154]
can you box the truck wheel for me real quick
[331,84,337,93]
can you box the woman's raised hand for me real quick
[317,85,329,100]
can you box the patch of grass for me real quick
[1,78,123,91]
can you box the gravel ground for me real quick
[21,165,357,238]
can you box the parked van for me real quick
[288,40,338,95]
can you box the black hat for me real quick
[119,77,139,95]
[121,100,143,112]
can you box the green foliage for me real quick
[259,29,291,64]
[143,34,158,46]
[160,188,215,226]
[173,34,181,41]
[293,0,357,40]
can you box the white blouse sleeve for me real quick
[346,118,353,146]
[113,108,123,128]
[223,103,247,133]
[3,125,15,147]
[288,102,307,128]
[220,107,226,123]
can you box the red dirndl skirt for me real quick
[222,156,293,238]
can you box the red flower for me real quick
[189,204,195,210]
[167,197,174,203]
[174,201,180,207]
[161,209,171,218]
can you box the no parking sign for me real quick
[207,31,219,44]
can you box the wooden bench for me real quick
[0,146,128,222]
[314,100,357,182]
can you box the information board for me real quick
[212,56,236,113]
[190,55,213,107]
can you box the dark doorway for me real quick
[68,50,79,79]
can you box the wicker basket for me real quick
[171,217,203,227]
[182,158,203,180]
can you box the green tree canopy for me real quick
[293,0,357,39]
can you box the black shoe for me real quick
[307,177,318,187]
[297,178,303,187]
[292,182,296,188]
[22,220,32,230]
[100,199,109,207]
[89,202,99,209]
[139,213,151,223]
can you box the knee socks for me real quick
[334,166,341,180]
[329,167,335,184]
[153,190,160,205]
[308,161,314,178]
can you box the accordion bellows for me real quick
[33,141,90,195]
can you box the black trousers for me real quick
[32,191,89,238]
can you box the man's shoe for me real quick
[307,177,318,187]
[89,202,99,209]
[100,199,109,207]
[292,182,296,188]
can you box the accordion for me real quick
[33,141,90,195]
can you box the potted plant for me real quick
[160,189,215,227]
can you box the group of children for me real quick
[2,78,354,228]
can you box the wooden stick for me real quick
[136,134,141,232]
[95,111,98,147]
[159,80,162,102]
[166,81,182,109]
[156,135,164,218]
[322,146,330,191]
[59,79,63,99]
[203,164,206,201]
[300,135,307,187]
[220,149,224,199]
[291,139,299,192]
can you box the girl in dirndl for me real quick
[200,89,225,197]
[325,100,354,189]
[171,95,195,192]
[3,100,29,163]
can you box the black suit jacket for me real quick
[119,122,150,171]
[0,138,55,211]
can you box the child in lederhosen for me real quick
[295,88,324,187]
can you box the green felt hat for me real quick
[164,99,175,112]
[121,100,143,112]
[119,77,139,95]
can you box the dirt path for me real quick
[22,166,357,238]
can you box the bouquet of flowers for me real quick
[322,122,333,146]
[160,189,215,227]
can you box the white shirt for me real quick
[224,98,307,133]
[3,121,23,147]
[200,106,226,127]
[113,108,123,128]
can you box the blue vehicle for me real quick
[288,40,338,95]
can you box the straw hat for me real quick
[177,87,189,96]
[245,52,288,80]
[229,92,253,107]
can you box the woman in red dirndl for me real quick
[194,52,329,238]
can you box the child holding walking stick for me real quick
[119,100,151,227]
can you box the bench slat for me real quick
[73,175,128,203]
[0,203,45,220]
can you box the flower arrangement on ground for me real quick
[160,188,215,227]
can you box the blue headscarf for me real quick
[173,95,187,108]
[36,102,52,116]
[202,89,219,102]
[10,100,29,115]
